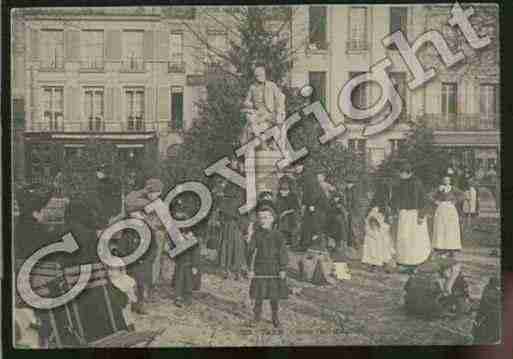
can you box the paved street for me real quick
[134,226,500,346]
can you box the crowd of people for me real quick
[13,158,499,346]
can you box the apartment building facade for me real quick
[290,4,500,172]
[12,5,500,184]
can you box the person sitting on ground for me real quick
[473,276,500,344]
[403,258,470,319]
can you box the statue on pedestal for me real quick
[240,66,286,148]
[239,65,287,196]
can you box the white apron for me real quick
[433,201,462,250]
[362,208,395,266]
[396,209,431,265]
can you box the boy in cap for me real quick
[247,201,288,328]
[124,178,166,314]
[169,198,201,307]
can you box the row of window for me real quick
[38,29,227,71]
[307,70,499,124]
[40,86,184,131]
[308,6,408,51]
[37,6,405,70]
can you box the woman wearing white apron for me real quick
[362,181,395,272]
[391,162,431,274]
[432,176,462,257]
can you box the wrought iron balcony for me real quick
[121,57,145,72]
[80,57,105,71]
[40,56,65,71]
[346,40,369,52]
[168,59,186,73]
[28,120,162,133]
[422,114,499,131]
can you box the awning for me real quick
[433,131,500,147]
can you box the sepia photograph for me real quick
[9,4,501,348]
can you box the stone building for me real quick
[11,5,499,184]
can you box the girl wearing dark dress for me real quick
[247,202,288,328]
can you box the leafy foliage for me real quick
[376,121,450,190]
[161,7,364,192]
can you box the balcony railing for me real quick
[346,40,369,52]
[423,114,499,131]
[80,57,104,71]
[40,56,65,71]
[168,59,186,73]
[121,57,145,72]
[27,120,184,134]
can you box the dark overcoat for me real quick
[216,194,246,272]
[276,192,300,234]
[172,242,201,298]
[300,175,332,249]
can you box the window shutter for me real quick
[143,30,154,62]
[157,31,170,62]
[71,30,81,61]
[158,86,170,120]
[105,30,122,61]
[30,29,39,61]
[113,87,122,124]
[72,87,81,124]
[145,87,153,122]
[65,30,80,62]
[32,87,40,128]
[104,88,114,122]
[65,87,73,125]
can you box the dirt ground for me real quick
[129,220,501,347]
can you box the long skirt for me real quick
[362,224,395,266]
[432,202,462,250]
[217,220,247,272]
[396,209,431,266]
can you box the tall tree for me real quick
[377,120,450,190]
[161,6,363,191]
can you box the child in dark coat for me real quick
[275,176,300,246]
[169,199,201,307]
[247,201,289,328]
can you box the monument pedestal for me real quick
[247,150,282,203]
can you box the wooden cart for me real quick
[16,260,164,348]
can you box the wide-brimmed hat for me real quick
[278,175,293,188]
[144,178,163,193]
[255,200,276,218]
[399,160,413,173]
[345,174,358,183]
[17,184,52,216]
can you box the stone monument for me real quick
[240,66,286,198]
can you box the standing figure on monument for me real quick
[241,65,286,147]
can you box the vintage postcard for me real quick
[10,4,501,348]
